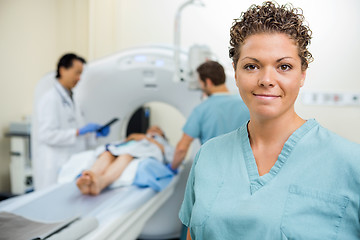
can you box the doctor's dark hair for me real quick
[196,61,226,86]
[56,53,86,79]
[229,1,313,71]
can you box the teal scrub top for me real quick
[179,119,360,239]
[183,94,249,144]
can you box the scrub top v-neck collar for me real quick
[240,119,318,194]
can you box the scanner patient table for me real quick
[0,174,180,240]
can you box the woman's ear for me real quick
[233,62,239,88]
[300,70,306,87]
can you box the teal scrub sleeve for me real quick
[178,149,201,227]
[182,109,201,139]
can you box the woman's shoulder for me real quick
[317,123,359,145]
[310,120,360,157]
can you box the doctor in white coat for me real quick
[33,53,110,191]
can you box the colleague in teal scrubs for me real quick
[179,2,360,239]
[171,61,249,171]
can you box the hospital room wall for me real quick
[0,0,90,192]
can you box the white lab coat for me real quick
[33,81,96,191]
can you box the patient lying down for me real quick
[76,126,176,195]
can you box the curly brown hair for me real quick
[229,1,313,71]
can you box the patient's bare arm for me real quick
[126,132,165,153]
[126,133,146,141]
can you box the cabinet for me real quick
[6,123,33,194]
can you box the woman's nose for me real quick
[258,67,275,87]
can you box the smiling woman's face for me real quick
[234,33,306,121]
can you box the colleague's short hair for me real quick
[56,53,86,79]
[196,61,226,86]
[229,1,313,71]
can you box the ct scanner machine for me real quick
[0,45,208,239]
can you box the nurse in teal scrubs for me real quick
[179,1,360,239]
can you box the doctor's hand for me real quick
[96,125,110,138]
[78,123,101,136]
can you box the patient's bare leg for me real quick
[76,151,116,194]
[89,154,134,195]
[90,151,116,175]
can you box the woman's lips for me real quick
[253,93,280,100]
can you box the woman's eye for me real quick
[244,64,258,70]
[279,64,292,71]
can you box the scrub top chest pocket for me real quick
[280,185,349,240]
[190,173,224,227]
